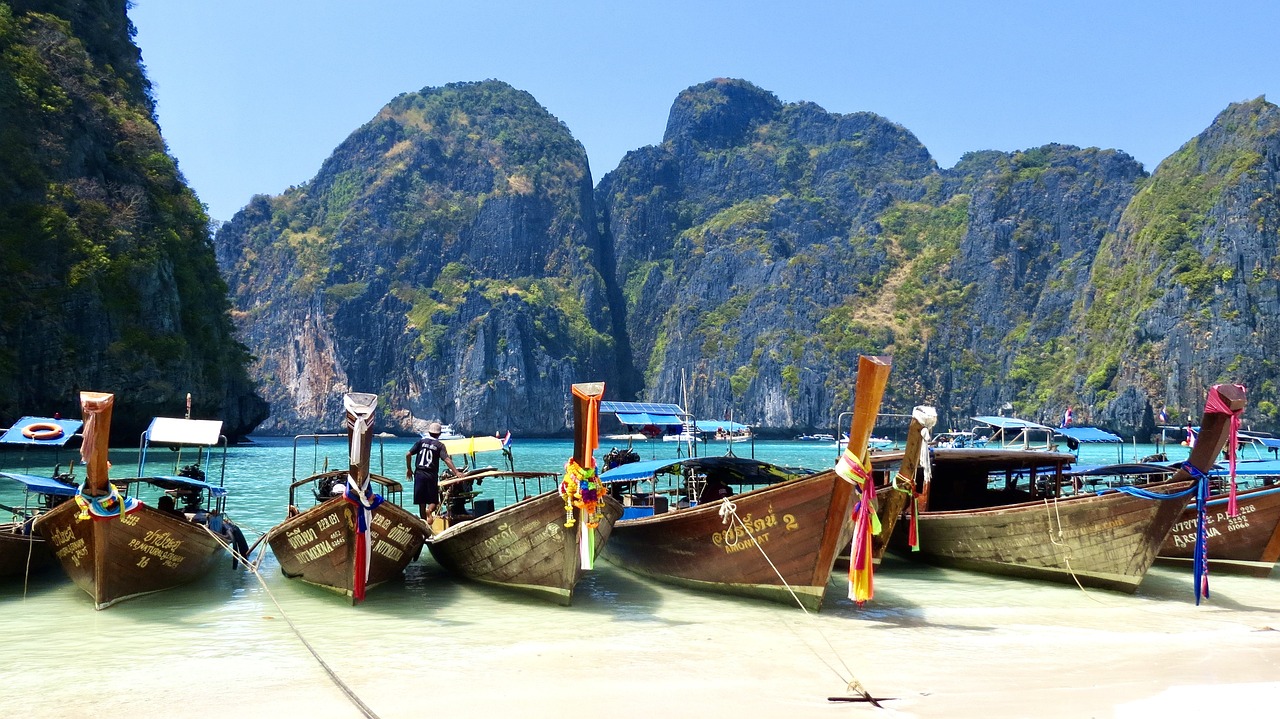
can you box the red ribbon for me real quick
[1203,384,1245,517]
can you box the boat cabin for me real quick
[599,456,815,520]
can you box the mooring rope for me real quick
[1041,495,1109,604]
[716,498,881,707]
[202,525,382,719]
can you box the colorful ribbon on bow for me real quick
[342,476,385,603]
[74,483,140,521]
[836,448,879,604]
[1204,384,1246,517]
[560,457,606,569]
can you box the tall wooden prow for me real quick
[343,392,378,494]
[566,381,606,569]
[836,356,891,605]
[78,391,115,496]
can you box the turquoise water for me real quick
[2,437,1277,718]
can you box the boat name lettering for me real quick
[127,537,186,568]
[1170,526,1224,549]
[119,513,139,526]
[315,513,340,532]
[1170,503,1258,534]
[141,530,183,552]
[371,514,391,530]
[723,533,770,554]
[712,509,791,547]
[50,526,75,546]
[54,537,87,566]
[295,539,335,563]
[385,523,414,545]
[285,527,318,549]
[372,539,404,562]
[481,523,514,550]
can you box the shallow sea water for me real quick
[2,437,1277,718]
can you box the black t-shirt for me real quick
[409,437,449,477]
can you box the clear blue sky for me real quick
[130,0,1280,222]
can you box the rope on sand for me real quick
[716,499,884,708]
[203,526,382,719]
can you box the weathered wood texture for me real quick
[0,523,54,577]
[427,491,623,605]
[36,502,225,608]
[603,470,855,610]
[266,495,428,596]
[1159,483,1280,576]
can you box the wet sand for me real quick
[5,556,1277,719]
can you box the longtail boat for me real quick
[261,392,428,603]
[0,416,83,578]
[600,356,892,610]
[1069,446,1280,578]
[427,381,622,605]
[895,385,1246,592]
[34,393,237,609]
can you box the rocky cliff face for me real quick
[601,80,1279,433]
[0,0,266,439]
[215,81,625,434]
[219,76,1280,436]
[1059,99,1280,431]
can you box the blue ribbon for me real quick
[1102,462,1209,604]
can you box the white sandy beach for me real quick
[4,556,1277,719]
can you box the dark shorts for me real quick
[413,471,439,506]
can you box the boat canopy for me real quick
[600,401,684,427]
[0,471,78,496]
[600,456,807,485]
[144,417,224,446]
[600,458,682,482]
[0,417,84,446]
[694,420,749,432]
[1056,426,1122,443]
[972,416,1053,430]
[442,435,504,455]
[119,474,228,497]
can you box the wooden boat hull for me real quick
[265,496,428,599]
[1158,484,1280,577]
[0,523,55,578]
[428,492,623,605]
[602,469,855,611]
[34,502,226,609]
[901,481,1191,592]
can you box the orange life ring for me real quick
[21,422,64,441]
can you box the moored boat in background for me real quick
[895,384,1246,592]
[0,416,83,579]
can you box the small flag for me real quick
[501,430,512,447]
[1062,407,1073,427]
[1159,407,1168,424]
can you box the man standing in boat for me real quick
[406,422,462,522]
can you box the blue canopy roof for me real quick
[972,416,1053,430]
[694,420,749,432]
[601,401,685,427]
[1056,426,1123,443]
[599,458,681,482]
[121,475,228,497]
[0,417,83,447]
[0,471,78,496]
